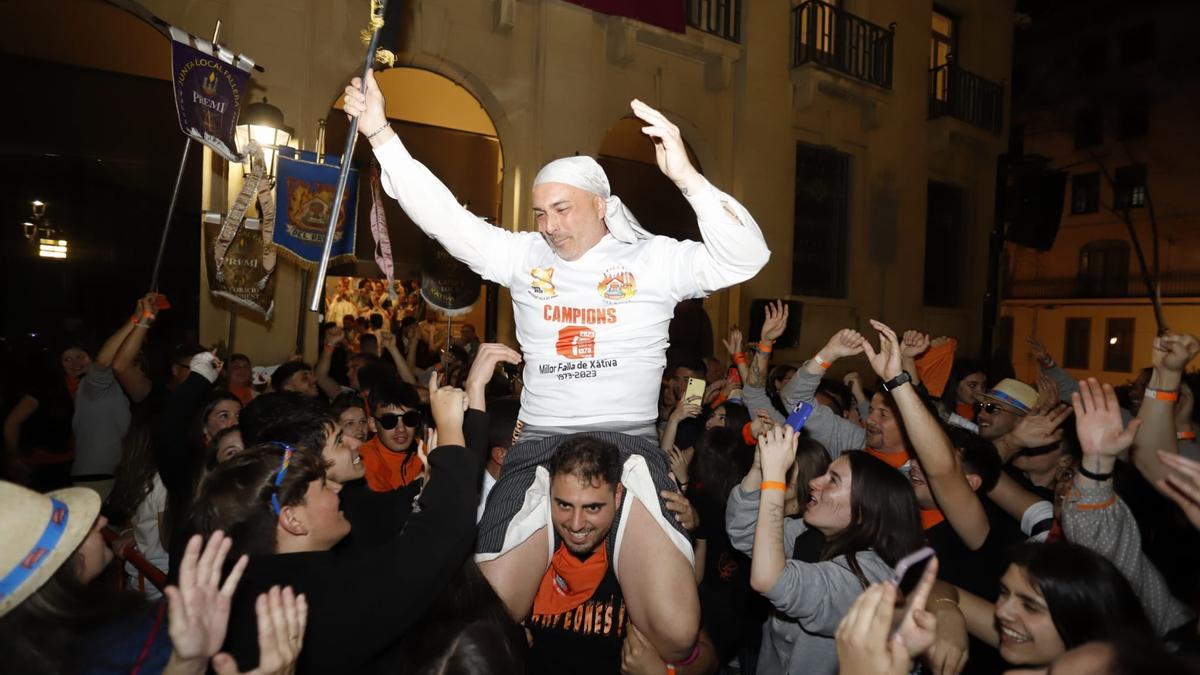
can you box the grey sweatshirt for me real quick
[725,484,892,675]
[71,365,130,476]
[744,364,865,458]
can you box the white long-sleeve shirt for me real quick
[373,137,770,427]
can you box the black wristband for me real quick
[881,371,912,393]
[1077,464,1113,481]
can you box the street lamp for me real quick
[235,97,294,181]
[22,199,68,260]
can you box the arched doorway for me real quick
[325,67,503,344]
[597,117,713,365]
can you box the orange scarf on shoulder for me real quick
[532,542,609,616]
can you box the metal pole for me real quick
[149,20,221,293]
[308,0,390,312]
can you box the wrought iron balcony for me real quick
[929,61,1004,133]
[1005,271,1200,299]
[790,1,895,89]
[688,0,741,42]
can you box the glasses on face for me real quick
[376,410,421,430]
[973,401,1007,415]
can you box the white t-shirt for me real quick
[477,469,498,524]
[374,138,769,427]
[126,473,169,598]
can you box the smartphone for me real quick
[784,401,815,432]
[685,377,706,404]
[727,365,742,386]
[893,546,936,596]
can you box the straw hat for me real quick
[0,482,100,617]
[975,378,1038,416]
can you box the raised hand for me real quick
[893,558,940,659]
[427,371,469,438]
[464,343,523,404]
[378,331,397,352]
[901,331,931,359]
[1073,378,1142,461]
[761,301,790,344]
[722,326,743,357]
[819,328,866,362]
[325,326,345,348]
[1035,374,1060,410]
[164,532,249,664]
[758,424,799,482]
[861,320,903,381]
[667,445,695,485]
[1153,332,1200,373]
[1026,337,1053,367]
[660,489,699,531]
[1009,404,1073,449]
[1156,451,1200,529]
[834,583,912,675]
[343,70,389,142]
[669,398,702,424]
[629,100,702,189]
[211,586,307,675]
[703,378,727,405]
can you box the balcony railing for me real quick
[688,0,741,42]
[1005,271,1200,300]
[790,1,895,89]
[929,61,1004,133]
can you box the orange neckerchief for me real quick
[866,447,911,470]
[532,542,609,617]
[229,385,255,405]
[914,338,957,398]
[358,436,422,492]
[66,374,80,401]
[955,402,975,420]
[920,507,946,530]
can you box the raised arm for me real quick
[1132,332,1199,485]
[749,425,798,594]
[781,329,869,456]
[315,326,346,400]
[379,331,419,386]
[864,320,990,550]
[463,343,522,412]
[629,99,769,296]
[344,70,524,284]
[1064,377,1191,635]
[94,313,138,371]
[1027,337,1079,404]
[113,294,159,403]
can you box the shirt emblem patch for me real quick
[529,267,557,299]
[597,266,636,302]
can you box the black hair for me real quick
[270,361,313,393]
[360,333,379,349]
[816,379,852,417]
[329,391,366,419]
[368,378,421,414]
[256,414,338,456]
[548,436,621,490]
[692,427,744,507]
[672,358,708,379]
[203,425,244,470]
[821,451,924,585]
[196,389,242,445]
[767,364,798,416]
[943,425,1003,493]
[487,397,521,450]
[356,361,400,395]
[229,353,251,366]
[369,313,384,330]
[190,444,330,559]
[711,401,751,434]
[105,414,158,526]
[1008,542,1154,650]
[794,437,832,506]
[238,392,327,446]
[942,357,987,410]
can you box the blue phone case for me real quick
[785,401,814,431]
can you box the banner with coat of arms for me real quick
[273,148,359,268]
[203,212,276,318]
[168,26,253,162]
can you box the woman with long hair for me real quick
[956,542,1155,668]
[106,414,171,598]
[726,426,923,674]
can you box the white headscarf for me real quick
[532,156,652,243]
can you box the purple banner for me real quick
[170,38,249,162]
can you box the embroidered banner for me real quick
[274,148,359,269]
[560,0,685,33]
[169,27,253,162]
[421,237,481,315]
[203,212,276,318]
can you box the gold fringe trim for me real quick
[271,242,358,272]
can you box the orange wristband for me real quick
[742,422,757,446]
[733,352,749,365]
[1178,431,1197,441]
[757,342,773,354]
[814,353,832,369]
[760,481,787,491]
[1145,387,1179,402]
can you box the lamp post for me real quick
[235,97,294,181]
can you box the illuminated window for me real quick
[1114,164,1146,209]
[930,7,957,102]
[38,238,68,259]
[1103,318,1134,372]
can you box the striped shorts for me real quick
[475,431,693,574]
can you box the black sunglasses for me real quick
[973,401,1007,415]
[376,410,422,430]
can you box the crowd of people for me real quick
[2,70,1199,675]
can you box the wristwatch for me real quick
[881,371,912,393]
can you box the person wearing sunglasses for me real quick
[359,378,425,492]
[972,379,1037,442]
